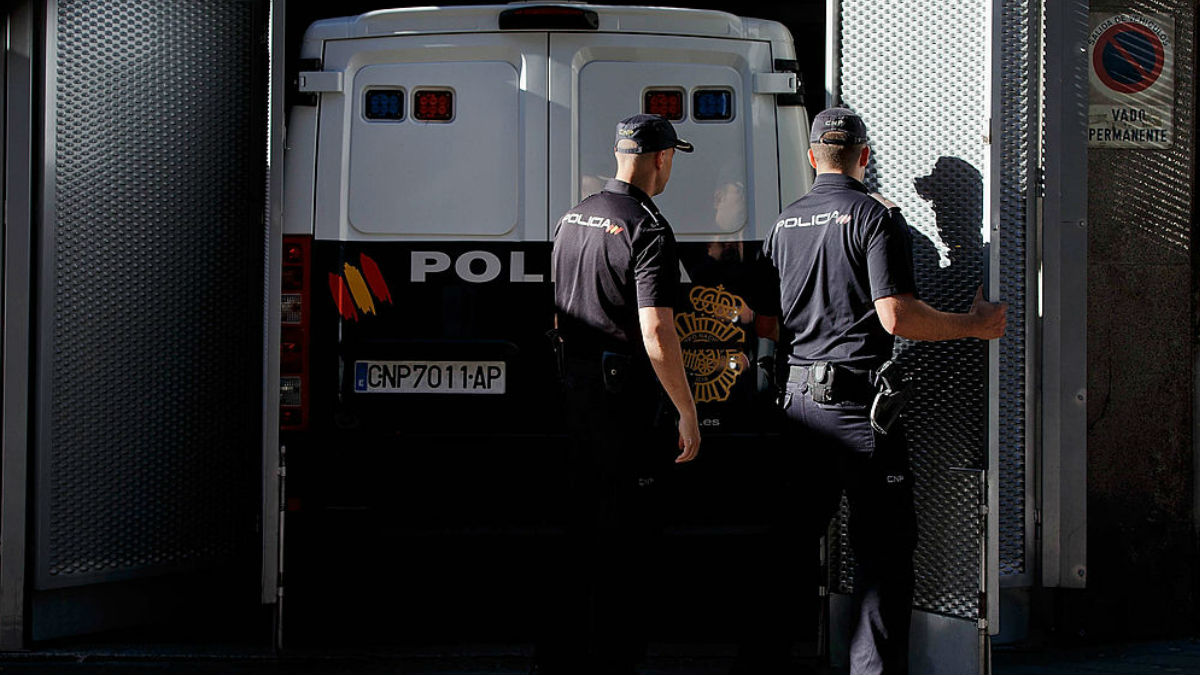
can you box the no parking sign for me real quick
[1088,13,1174,148]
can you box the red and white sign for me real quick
[1088,13,1174,148]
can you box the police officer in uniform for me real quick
[758,108,1006,675]
[539,114,700,675]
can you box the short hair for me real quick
[810,131,864,172]
[615,139,641,153]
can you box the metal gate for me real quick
[19,0,268,642]
[830,0,1087,671]
[831,1,1000,668]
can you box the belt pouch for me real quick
[809,361,834,403]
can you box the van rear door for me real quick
[304,33,553,437]
[284,32,556,643]
[547,34,789,553]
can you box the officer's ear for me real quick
[858,145,870,168]
[807,148,818,170]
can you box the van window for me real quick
[348,62,519,237]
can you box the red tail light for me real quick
[413,90,454,122]
[281,235,311,430]
[644,89,684,121]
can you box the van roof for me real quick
[302,3,794,50]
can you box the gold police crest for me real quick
[676,285,750,403]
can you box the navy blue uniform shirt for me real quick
[760,173,917,368]
[552,179,680,355]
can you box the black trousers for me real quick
[780,377,917,675]
[536,357,673,675]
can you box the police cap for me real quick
[614,114,695,154]
[810,107,869,146]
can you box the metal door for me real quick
[829,0,1039,671]
[28,0,268,642]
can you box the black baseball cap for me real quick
[810,107,869,146]
[614,114,695,154]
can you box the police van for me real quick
[278,2,813,643]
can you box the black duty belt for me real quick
[789,362,876,404]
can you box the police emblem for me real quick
[675,285,750,403]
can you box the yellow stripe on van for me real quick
[343,263,377,315]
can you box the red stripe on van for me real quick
[329,273,359,321]
[360,253,392,304]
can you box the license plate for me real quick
[353,360,506,394]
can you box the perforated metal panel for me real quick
[998,0,1036,580]
[35,0,265,589]
[836,0,1028,622]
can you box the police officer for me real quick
[538,113,700,675]
[758,108,1006,675]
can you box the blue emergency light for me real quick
[693,89,733,121]
[364,89,404,121]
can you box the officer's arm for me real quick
[875,288,1007,341]
[638,306,700,463]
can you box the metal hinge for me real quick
[754,72,798,95]
[297,70,344,94]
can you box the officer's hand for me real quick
[969,286,1007,340]
[870,192,898,209]
[675,411,700,463]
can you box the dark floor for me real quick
[0,639,1198,674]
[992,639,1200,674]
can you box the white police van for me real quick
[277,2,813,643]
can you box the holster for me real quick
[546,329,566,381]
[869,359,913,435]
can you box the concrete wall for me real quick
[1082,0,1197,641]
